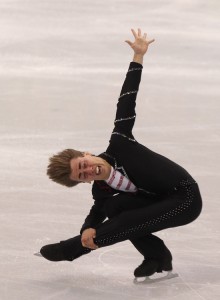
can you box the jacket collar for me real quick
[98,152,129,178]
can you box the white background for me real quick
[0,0,220,299]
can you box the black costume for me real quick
[41,62,203,266]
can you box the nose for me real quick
[84,166,93,174]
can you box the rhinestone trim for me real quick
[103,152,117,169]
[128,67,142,72]
[103,152,129,178]
[114,115,136,123]
[112,132,136,142]
[119,90,138,99]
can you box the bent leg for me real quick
[104,193,170,260]
[94,181,202,248]
[130,234,170,261]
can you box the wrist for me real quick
[133,53,144,65]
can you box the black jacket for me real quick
[80,62,194,234]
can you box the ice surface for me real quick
[0,0,220,299]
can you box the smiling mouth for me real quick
[95,166,101,175]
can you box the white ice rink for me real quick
[0,0,220,299]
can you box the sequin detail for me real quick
[114,115,136,123]
[128,67,142,72]
[103,152,129,178]
[82,248,91,254]
[119,90,138,99]
[112,132,136,142]
[97,179,197,246]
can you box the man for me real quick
[40,28,202,279]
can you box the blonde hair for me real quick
[47,149,83,187]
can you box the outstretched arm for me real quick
[112,28,154,140]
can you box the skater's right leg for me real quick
[104,193,172,267]
[130,234,173,275]
[104,194,173,277]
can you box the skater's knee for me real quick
[184,193,203,224]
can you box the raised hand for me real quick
[125,28,155,56]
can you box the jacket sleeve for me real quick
[112,62,143,138]
[79,200,106,234]
[80,180,117,234]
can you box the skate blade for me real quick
[134,271,179,284]
[34,252,42,257]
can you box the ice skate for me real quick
[38,236,91,262]
[133,257,178,284]
[133,270,178,284]
[40,242,66,261]
[34,252,42,257]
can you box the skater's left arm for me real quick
[112,29,154,138]
[80,200,106,234]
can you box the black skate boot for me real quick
[134,259,159,277]
[156,248,173,273]
[40,235,91,262]
[133,257,178,284]
[40,243,65,261]
[133,248,179,284]
[134,248,173,277]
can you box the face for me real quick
[69,153,111,183]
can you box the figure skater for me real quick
[40,28,202,280]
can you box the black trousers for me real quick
[60,179,202,261]
[103,192,171,260]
